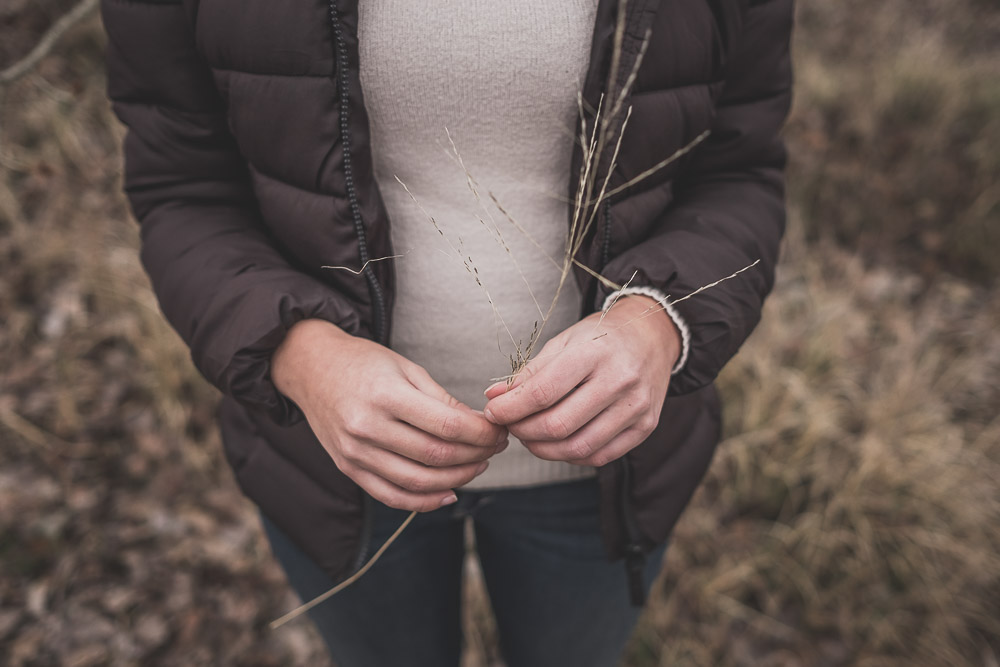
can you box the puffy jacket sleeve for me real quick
[598,0,793,396]
[102,0,359,425]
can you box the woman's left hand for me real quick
[483,295,681,467]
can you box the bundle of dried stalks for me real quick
[271,1,763,629]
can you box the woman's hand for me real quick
[272,319,507,511]
[483,295,680,467]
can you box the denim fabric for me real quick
[262,477,668,667]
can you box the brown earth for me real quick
[1,1,998,665]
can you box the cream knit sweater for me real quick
[358,0,691,489]
[358,0,602,488]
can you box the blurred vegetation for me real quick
[0,1,997,666]
[790,0,1000,285]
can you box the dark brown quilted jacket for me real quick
[102,0,793,603]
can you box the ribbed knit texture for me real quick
[358,0,599,489]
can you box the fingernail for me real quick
[476,461,490,476]
[440,493,458,507]
[484,381,503,395]
[495,439,509,453]
[484,407,496,423]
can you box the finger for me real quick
[396,368,507,447]
[404,363,506,423]
[483,348,595,425]
[483,380,509,400]
[492,337,565,395]
[522,404,633,463]
[379,422,507,467]
[354,446,491,495]
[507,379,614,442]
[388,385,505,448]
[568,426,649,468]
[347,465,458,513]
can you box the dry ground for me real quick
[1,1,998,665]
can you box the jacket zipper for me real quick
[619,458,648,606]
[601,201,646,606]
[331,0,640,596]
[600,199,613,269]
[329,0,389,346]
[328,0,382,579]
[349,493,375,573]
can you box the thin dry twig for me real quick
[0,403,95,462]
[487,191,563,272]
[0,0,100,173]
[595,260,764,341]
[322,253,408,276]
[394,174,522,352]
[487,259,761,383]
[0,0,100,87]
[632,260,763,327]
[270,510,417,629]
[443,129,545,319]
[597,270,638,327]
[0,405,68,451]
[667,259,761,306]
[603,129,710,199]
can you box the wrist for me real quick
[271,318,347,405]
[616,295,682,368]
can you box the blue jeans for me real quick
[261,477,667,667]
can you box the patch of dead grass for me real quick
[623,220,1000,666]
[789,0,1000,284]
[1,5,998,667]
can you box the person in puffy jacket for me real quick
[103,0,792,664]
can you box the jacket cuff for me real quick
[226,325,307,427]
[601,286,691,374]
[219,298,362,429]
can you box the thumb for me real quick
[483,342,561,403]
[484,380,510,400]
[483,358,545,400]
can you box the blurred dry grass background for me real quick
[0,1,997,665]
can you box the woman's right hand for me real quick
[271,319,506,511]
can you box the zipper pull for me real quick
[625,543,647,606]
